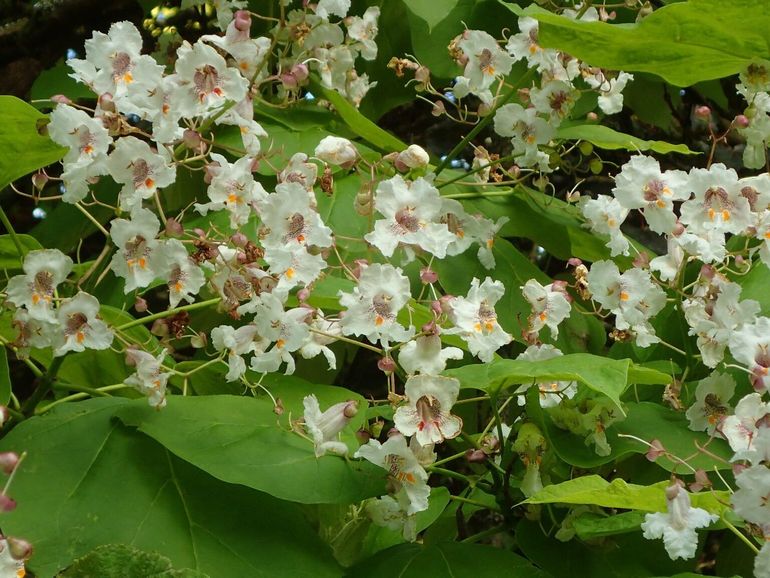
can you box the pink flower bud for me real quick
[431,101,446,117]
[377,357,396,374]
[567,257,583,267]
[297,288,311,302]
[735,114,750,128]
[439,294,455,315]
[355,429,371,444]
[51,94,72,105]
[420,267,438,284]
[694,105,711,119]
[291,63,309,82]
[183,129,202,150]
[421,320,439,335]
[352,259,368,279]
[193,228,207,238]
[31,170,48,191]
[672,221,686,237]
[430,300,442,316]
[645,439,666,462]
[689,469,711,492]
[633,252,650,269]
[281,72,299,89]
[586,112,599,122]
[7,537,32,561]
[699,264,716,281]
[165,217,184,237]
[0,453,17,475]
[133,296,148,313]
[0,495,16,512]
[465,449,488,463]
[230,232,249,247]
[233,10,251,31]
[98,93,116,113]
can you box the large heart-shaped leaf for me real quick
[0,398,342,577]
[116,393,386,504]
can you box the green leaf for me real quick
[447,353,667,412]
[572,511,647,541]
[0,347,10,405]
[346,541,552,578]
[403,0,459,32]
[734,260,770,315]
[0,398,342,577]
[59,544,205,578]
[0,234,42,272]
[556,124,696,155]
[526,475,667,511]
[617,402,734,471]
[0,96,66,191]
[308,80,406,152]
[529,0,770,86]
[116,394,387,504]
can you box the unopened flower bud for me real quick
[465,448,488,463]
[438,294,455,315]
[586,111,599,122]
[0,453,18,475]
[233,10,251,31]
[420,267,438,284]
[31,171,48,191]
[51,94,72,105]
[395,144,430,171]
[421,320,438,335]
[297,288,310,302]
[133,296,148,313]
[672,221,686,237]
[0,495,16,512]
[281,71,299,89]
[694,105,711,119]
[98,93,116,114]
[431,101,446,117]
[291,62,309,82]
[355,428,371,444]
[0,407,8,428]
[699,264,716,281]
[645,439,666,462]
[151,319,169,337]
[567,257,583,268]
[190,331,207,349]
[430,300,442,316]
[477,102,491,117]
[378,357,396,374]
[734,114,750,128]
[183,129,202,150]
[689,469,711,492]
[165,217,184,237]
[273,397,284,416]
[7,537,32,561]
[315,136,357,169]
[230,232,249,247]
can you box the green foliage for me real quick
[0,96,66,191]
[555,124,697,155]
[523,0,770,86]
[0,234,42,272]
[116,394,387,504]
[0,399,342,577]
[59,544,206,578]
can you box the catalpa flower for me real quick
[259,182,333,249]
[125,349,171,409]
[365,175,456,258]
[202,14,271,80]
[264,245,326,300]
[195,153,268,229]
[106,136,176,211]
[298,315,340,370]
[158,239,206,309]
[680,164,752,235]
[250,293,311,375]
[278,153,318,193]
[393,375,463,446]
[365,493,417,542]
[398,334,463,376]
[506,17,560,73]
[171,40,249,118]
[732,465,770,527]
[530,80,577,126]
[445,277,512,362]
[346,6,380,61]
[522,279,571,340]
[641,482,717,560]
[215,96,268,156]
[339,263,414,347]
[0,538,25,578]
[492,103,554,170]
[453,30,514,105]
[48,104,110,203]
[583,70,634,115]
[211,324,264,382]
[109,207,161,293]
[68,21,164,104]
[441,199,508,268]
[315,0,351,20]
[587,261,666,347]
[12,308,59,354]
[6,249,73,322]
[515,345,577,408]
[580,195,630,257]
[728,316,770,392]
[722,393,769,453]
[303,394,358,457]
[355,434,430,515]
[54,292,113,355]
[685,372,735,435]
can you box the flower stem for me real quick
[116,297,222,331]
[0,205,25,265]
